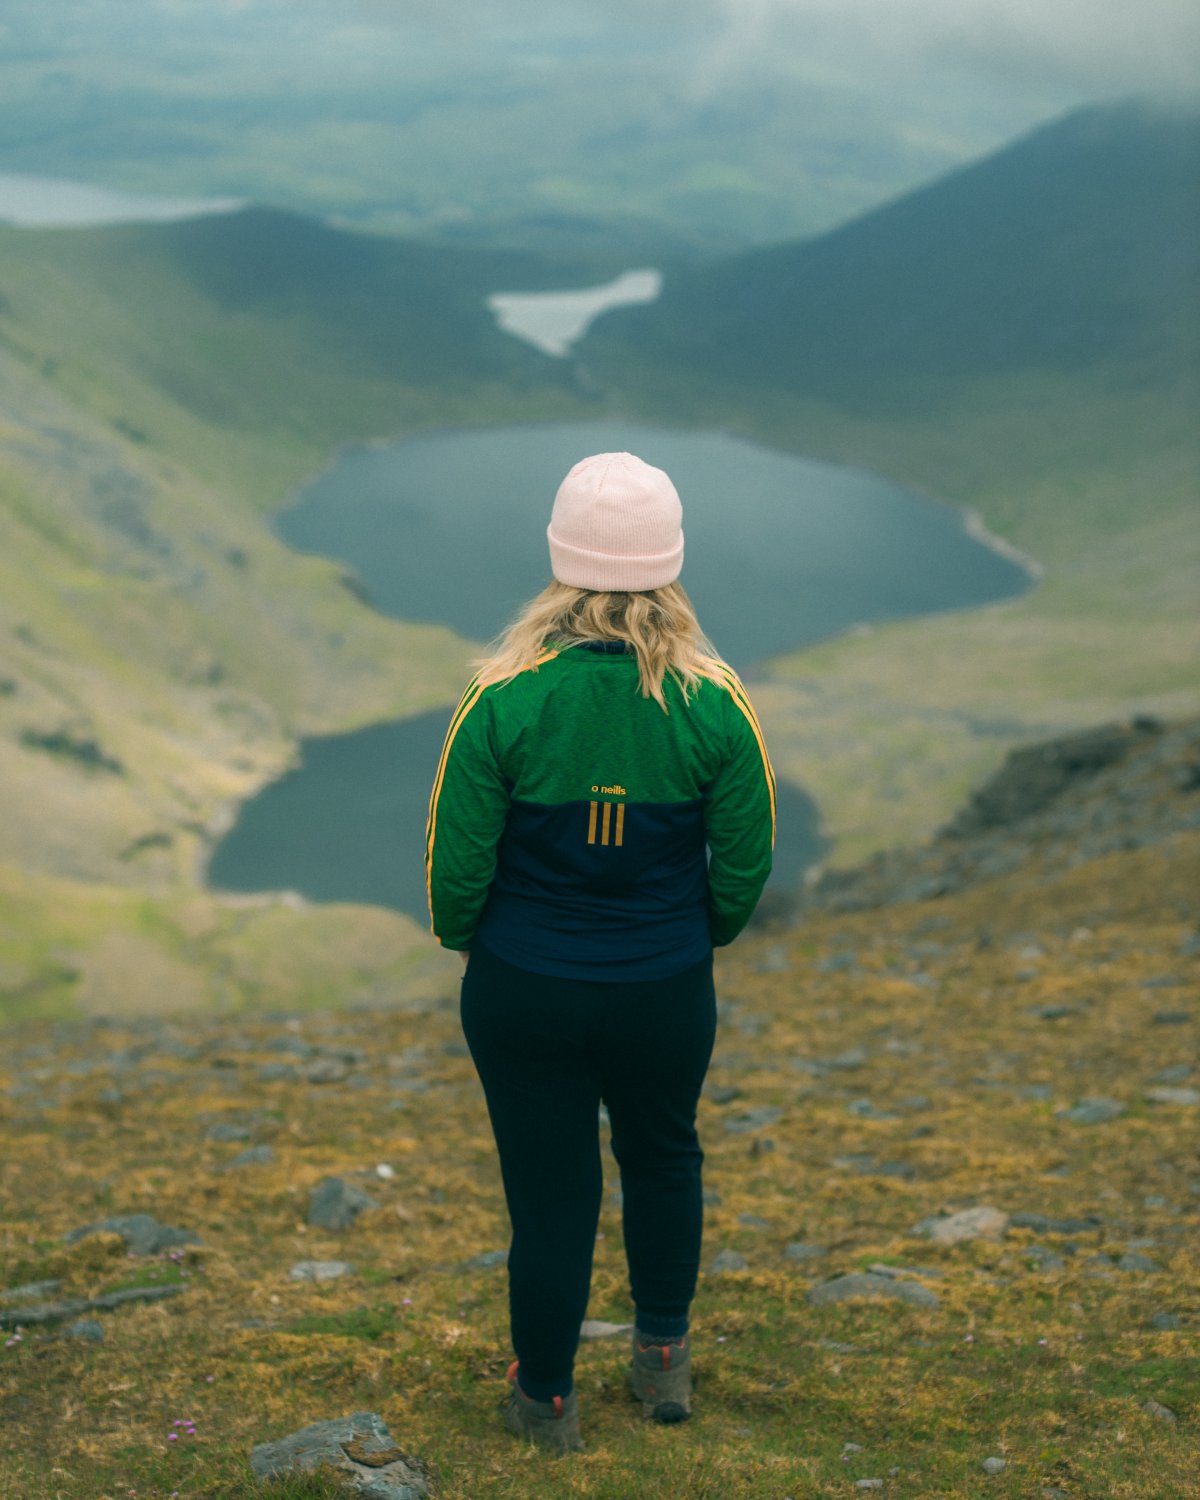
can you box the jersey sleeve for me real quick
[703,672,776,947]
[425,681,511,950]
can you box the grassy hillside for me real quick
[2,813,1196,1498]
[0,211,594,1019]
[581,103,1200,862]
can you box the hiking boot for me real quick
[629,1330,692,1422]
[501,1361,584,1454]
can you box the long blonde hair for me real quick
[474,580,722,710]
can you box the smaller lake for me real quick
[208,421,1034,923]
[0,171,243,228]
[487,269,662,357]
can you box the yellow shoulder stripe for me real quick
[424,649,559,935]
[709,663,776,845]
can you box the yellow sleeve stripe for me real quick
[424,649,559,938]
[710,663,777,846]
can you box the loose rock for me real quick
[249,1411,430,1498]
[913,1206,1009,1244]
[1144,1086,1200,1106]
[308,1178,377,1232]
[579,1318,633,1339]
[807,1272,939,1308]
[65,1318,104,1341]
[464,1250,507,1270]
[982,1456,1007,1474]
[1057,1097,1126,1124]
[290,1261,355,1283]
[64,1214,201,1256]
[710,1249,750,1273]
[784,1242,828,1262]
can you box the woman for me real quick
[425,451,775,1453]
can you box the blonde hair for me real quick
[474,580,723,710]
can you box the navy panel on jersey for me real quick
[474,798,711,980]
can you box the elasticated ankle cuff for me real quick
[635,1311,689,1340]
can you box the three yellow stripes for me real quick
[587,800,625,846]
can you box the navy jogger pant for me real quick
[459,940,717,1394]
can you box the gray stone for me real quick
[855,1482,883,1491]
[807,1272,939,1309]
[206,1121,252,1142]
[259,1063,299,1082]
[305,1058,350,1084]
[249,1411,430,1499]
[229,1145,275,1168]
[1057,1097,1126,1124]
[842,1441,865,1453]
[1149,1311,1182,1330]
[64,1213,201,1256]
[1009,1212,1103,1235]
[1144,1086,1200,1106]
[464,1250,507,1270]
[1,1279,62,1304]
[1150,1064,1192,1084]
[865,1262,944,1281]
[724,1106,782,1134]
[1142,1399,1177,1423]
[824,1047,869,1071]
[737,1213,771,1229]
[705,1083,743,1104]
[1152,1011,1191,1025]
[1,1283,184,1329]
[709,1249,749,1273]
[579,1318,633,1339]
[1023,1245,1066,1271]
[846,1098,900,1120]
[1029,1004,1076,1020]
[982,1456,1007,1474]
[308,1177,377,1231]
[265,1036,315,1058]
[290,1261,355,1283]
[913,1206,1009,1244]
[1116,1252,1160,1272]
[784,1242,828,1262]
[65,1318,104,1341]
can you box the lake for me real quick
[0,171,243,228]
[208,420,1034,920]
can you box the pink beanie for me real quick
[547,452,684,592]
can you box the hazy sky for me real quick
[3,1,1195,246]
[346,0,1200,97]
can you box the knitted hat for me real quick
[547,452,684,592]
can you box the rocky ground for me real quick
[0,717,1197,1499]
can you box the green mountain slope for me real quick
[585,101,1200,401]
[580,101,1200,862]
[0,210,595,1017]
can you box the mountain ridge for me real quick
[583,100,1200,401]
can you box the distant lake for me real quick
[487,269,662,356]
[208,420,1034,919]
[0,171,243,228]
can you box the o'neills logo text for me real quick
[591,784,626,795]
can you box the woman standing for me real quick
[425,452,775,1453]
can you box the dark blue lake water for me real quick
[208,421,1033,918]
